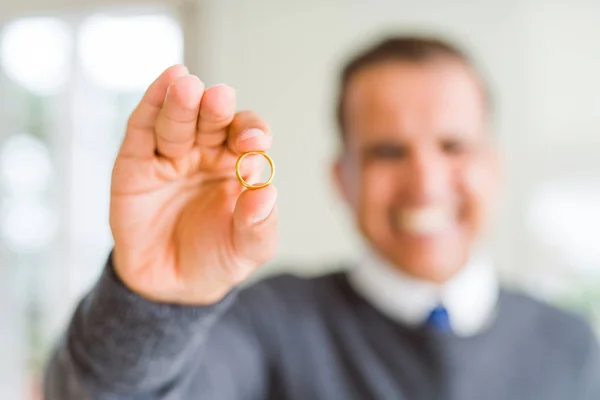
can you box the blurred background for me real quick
[0,0,598,398]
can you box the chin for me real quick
[386,249,466,283]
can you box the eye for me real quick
[364,144,408,161]
[441,138,467,155]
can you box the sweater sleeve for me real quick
[580,328,600,400]
[43,254,271,399]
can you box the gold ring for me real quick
[235,151,275,189]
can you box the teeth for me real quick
[396,207,453,235]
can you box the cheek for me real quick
[461,161,495,219]
[464,165,487,194]
[360,164,400,211]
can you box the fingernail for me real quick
[252,199,276,224]
[239,128,266,142]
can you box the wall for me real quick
[189,0,532,276]
[185,1,600,304]
[3,0,597,281]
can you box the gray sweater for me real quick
[44,257,600,399]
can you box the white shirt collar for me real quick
[348,248,499,337]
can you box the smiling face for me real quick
[335,59,499,283]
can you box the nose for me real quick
[406,147,450,203]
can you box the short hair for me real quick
[335,36,491,141]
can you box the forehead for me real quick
[344,60,486,143]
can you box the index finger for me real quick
[227,110,273,154]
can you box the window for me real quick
[0,10,182,399]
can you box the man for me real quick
[44,36,600,399]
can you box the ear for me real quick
[479,146,503,221]
[331,155,353,208]
[488,147,503,194]
[495,149,504,183]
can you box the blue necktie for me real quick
[425,305,452,333]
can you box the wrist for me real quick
[111,247,233,306]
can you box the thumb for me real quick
[232,185,278,264]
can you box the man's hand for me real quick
[110,65,277,305]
